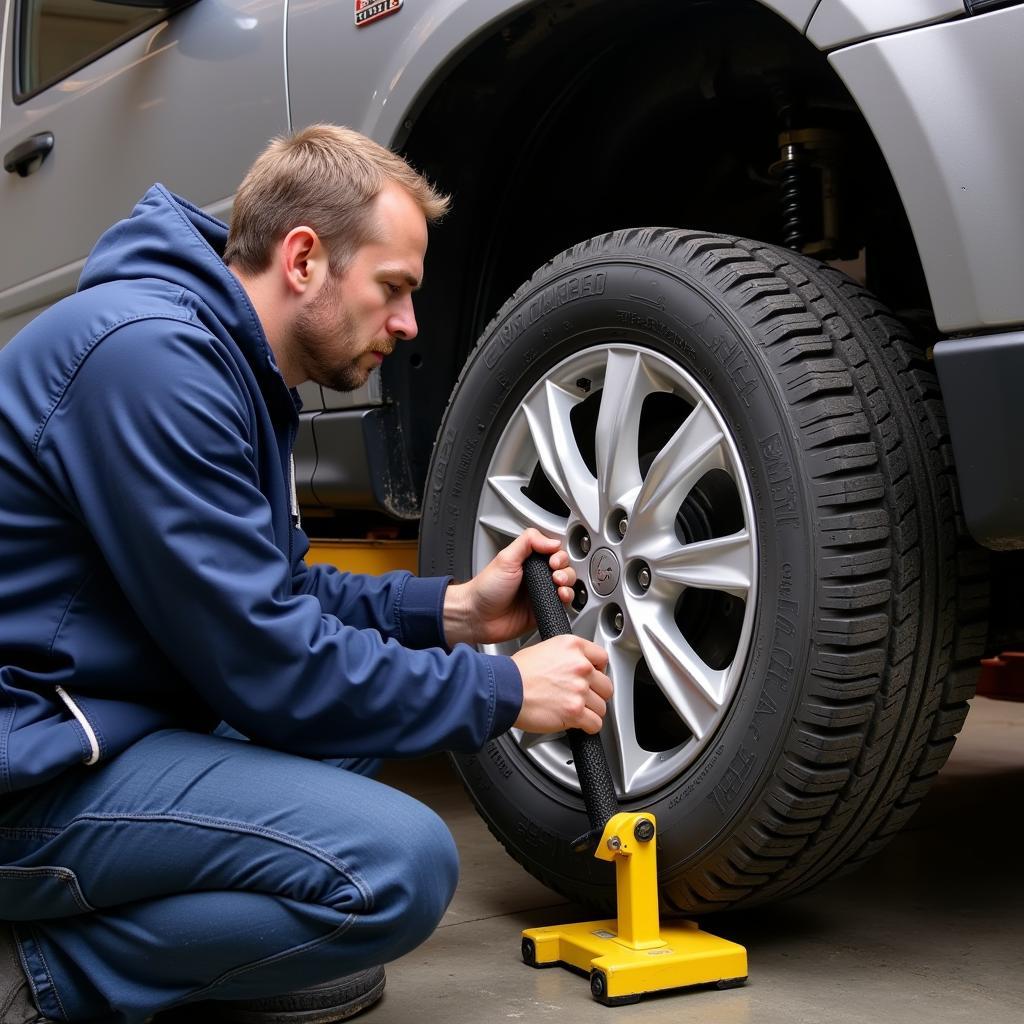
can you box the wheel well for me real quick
[383,0,931,508]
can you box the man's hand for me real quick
[443,529,576,647]
[511,636,612,735]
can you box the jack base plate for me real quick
[522,919,747,1005]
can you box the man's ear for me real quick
[280,226,328,297]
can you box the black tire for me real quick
[419,229,987,913]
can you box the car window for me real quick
[16,0,171,101]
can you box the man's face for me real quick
[294,183,427,393]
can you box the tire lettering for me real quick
[615,310,698,365]
[685,312,760,406]
[428,429,456,524]
[671,742,726,805]
[766,609,797,694]
[514,818,558,855]
[450,430,480,501]
[707,745,756,814]
[443,502,460,562]
[758,433,800,528]
[484,273,606,368]
[462,755,493,793]
[487,743,513,780]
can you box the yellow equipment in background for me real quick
[306,540,417,575]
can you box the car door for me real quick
[0,0,290,348]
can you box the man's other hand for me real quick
[443,528,576,647]
[511,635,612,735]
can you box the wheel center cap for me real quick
[589,548,620,596]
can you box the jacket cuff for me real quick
[398,575,452,649]
[488,655,523,739]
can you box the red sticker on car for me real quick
[355,0,403,28]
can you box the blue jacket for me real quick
[0,185,522,795]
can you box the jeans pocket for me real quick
[0,865,94,919]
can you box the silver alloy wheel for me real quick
[474,344,759,799]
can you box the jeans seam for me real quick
[0,825,63,840]
[0,703,12,795]
[11,928,40,1015]
[187,913,358,1001]
[0,866,95,913]
[25,923,69,1022]
[68,811,375,910]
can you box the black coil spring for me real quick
[777,157,805,250]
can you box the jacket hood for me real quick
[78,184,282,387]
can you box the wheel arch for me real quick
[383,0,931,504]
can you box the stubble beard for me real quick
[293,287,371,394]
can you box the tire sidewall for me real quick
[421,253,814,889]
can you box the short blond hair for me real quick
[224,124,450,274]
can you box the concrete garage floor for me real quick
[374,696,1023,1024]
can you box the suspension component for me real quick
[770,128,844,259]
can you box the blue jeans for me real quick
[0,729,459,1023]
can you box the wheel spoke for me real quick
[515,728,567,751]
[479,474,569,541]
[640,529,753,597]
[600,642,656,795]
[522,381,599,528]
[594,350,663,515]
[568,600,602,645]
[633,608,725,740]
[631,401,726,533]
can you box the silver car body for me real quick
[1,0,1021,343]
[1,0,1022,543]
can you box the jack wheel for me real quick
[590,970,606,999]
[521,938,537,966]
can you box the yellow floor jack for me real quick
[520,556,748,1006]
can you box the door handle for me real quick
[4,132,55,177]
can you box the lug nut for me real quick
[612,611,624,634]
[617,515,629,538]
[572,582,588,611]
[579,533,591,555]
[638,566,651,590]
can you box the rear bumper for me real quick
[934,330,1024,550]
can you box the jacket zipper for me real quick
[289,450,301,529]
[54,686,100,766]
[287,420,299,567]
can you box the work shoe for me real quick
[0,927,56,1024]
[215,967,386,1024]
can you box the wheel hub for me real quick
[588,547,620,596]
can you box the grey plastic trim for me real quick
[934,331,1024,550]
[829,6,1024,331]
[311,409,378,509]
[311,406,420,518]
[808,0,963,49]
[294,410,319,507]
